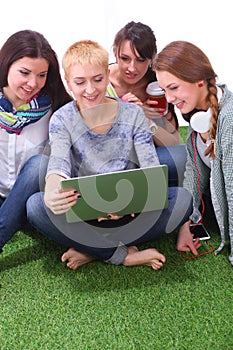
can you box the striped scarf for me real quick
[0,89,51,134]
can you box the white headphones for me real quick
[190,86,222,133]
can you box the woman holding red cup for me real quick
[107,21,187,186]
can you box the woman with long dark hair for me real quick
[0,30,72,253]
[107,21,187,187]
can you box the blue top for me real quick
[47,98,160,179]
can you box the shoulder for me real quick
[108,63,120,87]
[118,100,146,125]
[218,85,233,125]
[109,63,118,75]
[118,99,143,113]
[51,101,76,119]
[49,101,79,130]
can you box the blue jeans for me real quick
[156,145,187,187]
[0,154,49,253]
[27,187,192,264]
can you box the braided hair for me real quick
[153,40,219,158]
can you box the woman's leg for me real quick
[157,145,187,187]
[127,186,193,245]
[27,192,130,264]
[113,186,193,270]
[27,187,192,267]
[0,154,48,253]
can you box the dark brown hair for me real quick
[0,30,72,111]
[113,21,157,82]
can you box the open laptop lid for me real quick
[61,165,168,223]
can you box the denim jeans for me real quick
[27,186,193,264]
[0,154,49,253]
[156,145,187,187]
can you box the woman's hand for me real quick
[98,213,135,222]
[177,221,202,255]
[142,98,167,119]
[44,188,79,215]
[121,92,143,106]
[44,174,79,215]
[121,93,166,120]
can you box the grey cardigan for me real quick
[183,84,233,265]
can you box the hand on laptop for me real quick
[98,213,135,222]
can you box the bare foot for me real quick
[61,248,93,270]
[123,248,166,270]
[127,245,139,253]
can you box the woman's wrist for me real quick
[165,113,174,122]
[149,121,158,135]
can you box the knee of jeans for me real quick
[166,187,192,233]
[23,154,48,168]
[168,186,192,214]
[26,195,33,216]
[22,154,49,178]
[26,194,39,221]
[179,187,193,214]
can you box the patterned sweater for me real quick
[184,84,233,265]
[47,98,160,179]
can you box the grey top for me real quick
[183,84,233,264]
[47,98,160,179]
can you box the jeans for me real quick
[0,154,49,253]
[27,186,193,264]
[156,145,187,187]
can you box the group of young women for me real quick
[0,21,232,269]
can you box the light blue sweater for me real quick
[47,98,160,179]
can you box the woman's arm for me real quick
[147,114,180,146]
[143,99,180,146]
[116,86,180,147]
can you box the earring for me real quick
[149,64,153,71]
[198,82,204,87]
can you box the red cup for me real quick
[146,82,168,113]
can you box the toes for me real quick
[61,253,69,262]
[66,259,78,270]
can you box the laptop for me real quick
[61,165,168,223]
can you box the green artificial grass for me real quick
[1,126,233,349]
[179,126,188,144]
[1,223,233,350]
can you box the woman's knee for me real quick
[21,154,49,176]
[171,187,192,213]
[26,192,43,220]
[21,155,49,189]
[179,187,193,213]
[157,145,187,186]
[165,187,192,232]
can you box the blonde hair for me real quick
[62,39,109,76]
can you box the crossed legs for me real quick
[61,245,166,270]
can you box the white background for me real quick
[1,0,232,124]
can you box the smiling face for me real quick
[115,39,151,85]
[66,63,109,110]
[4,57,49,108]
[155,70,208,114]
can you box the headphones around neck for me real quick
[190,108,212,133]
[183,86,222,133]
